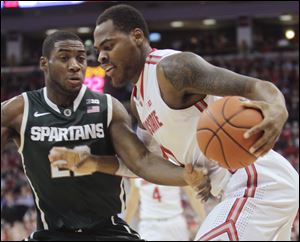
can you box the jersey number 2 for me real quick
[50,165,93,178]
[50,145,92,178]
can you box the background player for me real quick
[124,178,206,241]
[123,130,206,241]
[1,30,210,241]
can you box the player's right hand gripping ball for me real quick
[196,96,263,169]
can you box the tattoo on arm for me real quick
[160,52,249,96]
[160,52,209,91]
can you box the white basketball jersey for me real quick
[133,49,231,196]
[135,178,183,219]
[132,49,299,241]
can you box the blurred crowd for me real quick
[1,50,299,240]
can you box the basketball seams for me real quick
[212,134,231,169]
[196,128,217,155]
[206,108,256,160]
[222,97,263,129]
[196,96,259,169]
[197,118,231,170]
[209,103,256,158]
[224,109,261,129]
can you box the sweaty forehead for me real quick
[54,40,85,52]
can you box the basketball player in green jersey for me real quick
[1,31,209,241]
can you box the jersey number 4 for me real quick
[152,186,162,202]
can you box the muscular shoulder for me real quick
[1,95,24,129]
[157,52,251,97]
[157,52,213,92]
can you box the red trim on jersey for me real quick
[244,164,257,197]
[137,48,158,100]
[148,54,161,58]
[230,220,239,241]
[199,220,238,241]
[197,165,258,241]
[200,223,229,241]
[200,99,208,108]
[131,85,137,99]
[226,198,241,222]
[147,55,162,59]
[145,60,160,65]
[194,99,208,112]
[146,54,162,65]
[160,145,184,167]
[227,197,248,222]
[194,103,204,112]
[140,69,145,101]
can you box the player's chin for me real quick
[110,76,128,88]
[66,83,82,93]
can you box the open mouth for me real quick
[102,65,115,77]
[69,76,81,80]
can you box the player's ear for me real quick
[39,56,48,72]
[131,28,144,46]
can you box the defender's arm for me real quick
[1,96,23,153]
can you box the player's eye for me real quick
[59,56,68,62]
[77,56,86,63]
[103,43,113,51]
[103,46,111,51]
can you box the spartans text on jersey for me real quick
[30,123,104,141]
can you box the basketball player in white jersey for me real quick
[50,4,299,241]
[124,178,206,241]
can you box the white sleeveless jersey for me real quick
[135,178,183,219]
[133,49,231,196]
[132,49,299,241]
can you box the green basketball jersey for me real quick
[19,85,126,230]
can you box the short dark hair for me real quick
[96,4,149,40]
[42,31,83,58]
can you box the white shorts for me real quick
[195,150,299,241]
[139,214,189,241]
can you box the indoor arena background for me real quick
[1,1,299,241]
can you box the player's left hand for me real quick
[49,146,96,174]
[183,163,211,202]
[242,100,288,157]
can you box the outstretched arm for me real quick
[158,52,288,157]
[49,146,137,178]
[49,97,210,188]
[109,97,188,186]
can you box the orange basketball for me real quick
[196,96,263,169]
